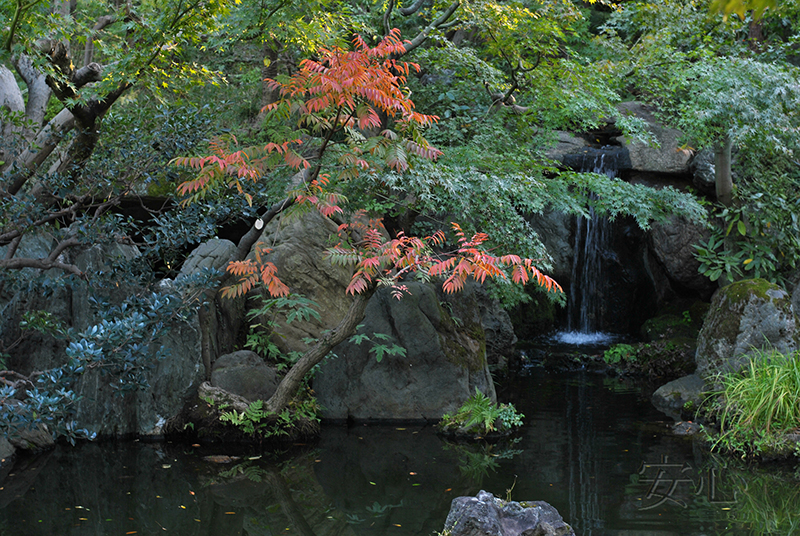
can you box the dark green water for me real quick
[1,370,798,535]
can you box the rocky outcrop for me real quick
[615,101,692,175]
[0,239,206,443]
[210,350,278,402]
[696,279,799,381]
[314,282,496,421]
[444,490,575,536]
[545,131,589,163]
[461,283,517,368]
[179,238,237,275]
[250,210,355,356]
[648,216,715,293]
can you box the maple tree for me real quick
[174,30,561,414]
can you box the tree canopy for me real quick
[5,0,800,439]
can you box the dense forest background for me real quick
[1,0,800,442]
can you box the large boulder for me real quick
[525,211,572,283]
[250,210,355,355]
[615,101,692,175]
[68,309,204,438]
[210,350,278,402]
[696,279,799,381]
[314,282,496,421]
[647,216,715,293]
[444,490,575,536]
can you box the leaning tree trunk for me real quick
[265,286,376,413]
[714,134,733,207]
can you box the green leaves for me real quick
[348,330,407,363]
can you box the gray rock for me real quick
[314,282,496,421]
[459,282,517,367]
[696,279,799,381]
[70,312,205,438]
[689,148,716,195]
[251,210,355,356]
[648,216,715,292]
[0,239,205,440]
[652,374,706,418]
[616,101,692,174]
[9,423,55,451]
[444,490,575,536]
[545,131,589,163]
[525,211,571,283]
[211,350,278,403]
[179,238,236,276]
[792,276,800,318]
[0,435,14,462]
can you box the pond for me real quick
[1,368,799,536]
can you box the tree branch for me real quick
[265,286,375,413]
[0,256,85,277]
[83,15,116,67]
[399,0,425,16]
[399,0,460,56]
[6,108,76,195]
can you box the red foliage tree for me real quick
[174,30,561,414]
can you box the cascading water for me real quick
[555,150,620,346]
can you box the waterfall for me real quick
[556,150,620,346]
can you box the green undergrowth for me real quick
[438,388,524,438]
[703,348,800,460]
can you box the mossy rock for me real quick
[696,278,799,381]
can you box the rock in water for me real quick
[444,490,575,536]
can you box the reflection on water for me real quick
[1,371,798,536]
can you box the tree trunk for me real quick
[265,286,376,413]
[714,134,733,207]
[6,108,75,194]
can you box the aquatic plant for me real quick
[438,388,524,437]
